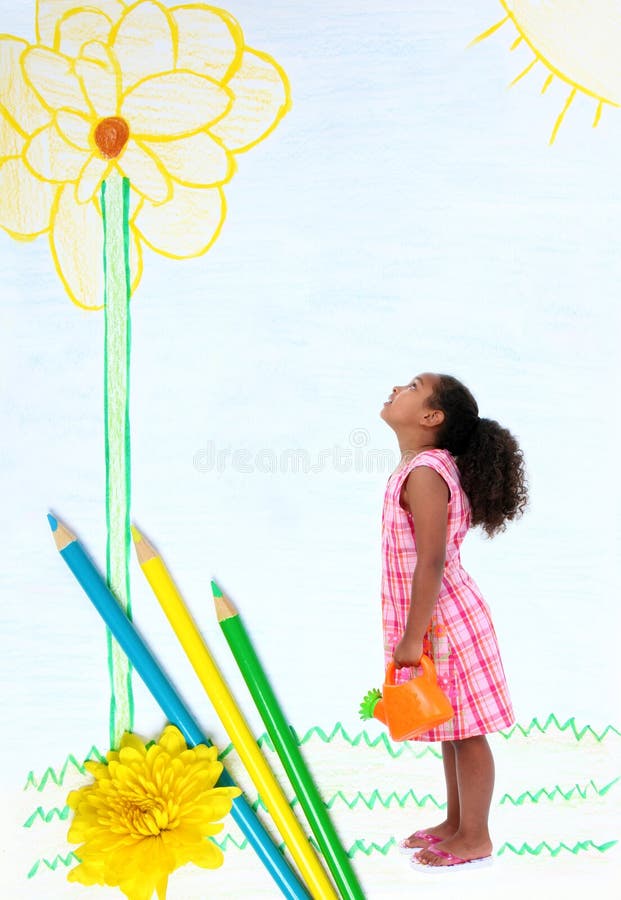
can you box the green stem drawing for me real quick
[102,171,134,748]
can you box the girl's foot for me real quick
[414,833,493,866]
[399,821,459,851]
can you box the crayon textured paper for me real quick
[1,1,619,897]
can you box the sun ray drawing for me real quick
[470,0,621,143]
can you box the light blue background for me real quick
[1,0,619,786]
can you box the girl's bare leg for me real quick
[400,741,460,849]
[414,735,494,865]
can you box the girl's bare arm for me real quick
[394,466,449,666]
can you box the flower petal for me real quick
[0,37,49,136]
[172,3,243,82]
[56,110,93,151]
[121,72,232,138]
[24,122,87,182]
[0,157,56,238]
[210,49,291,153]
[135,184,224,258]
[157,725,186,757]
[111,0,175,92]
[145,131,233,187]
[76,154,113,204]
[0,112,25,159]
[36,0,124,46]
[75,42,121,119]
[51,183,142,307]
[128,187,143,220]
[67,857,106,887]
[184,836,224,869]
[119,732,147,754]
[50,185,104,307]
[53,8,114,56]
[117,140,171,203]
[22,47,91,116]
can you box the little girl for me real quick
[379,372,528,872]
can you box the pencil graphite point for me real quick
[130,524,143,544]
[211,579,223,598]
[47,513,58,532]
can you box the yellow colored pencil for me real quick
[131,526,338,900]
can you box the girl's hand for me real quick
[393,636,424,668]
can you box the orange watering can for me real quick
[359,655,454,741]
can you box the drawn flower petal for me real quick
[172,4,243,82]
[111,0,175,92]
[135,184,225,258]
[145,131,233,187]
[117,140,171,204]
[75,43,121,119]
[0,157,56,238]
[0,37,49,135]
[0,113,25,158]
[76,154,113,204]
[211,48,291,153]
[121,72,232,138]
[22,47,91,116]
[36,0,124,46]
[127,187,143,220]
[54,8,114,56]
[24,122,87,182]
[51,184,142,308]
[56,110,92,151]
[50,186,104,307]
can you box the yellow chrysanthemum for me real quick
[0,0,291,307]
[66,725,241,900]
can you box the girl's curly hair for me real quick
[426,374,529,538]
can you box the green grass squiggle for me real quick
[23,715,619,792]
[497,839,618,856]
[27,853,80,879]
[26,835,619,877]
[23,748,105,792]
[23,806,71,827]
[500,715,620,742]
[24,775,619,831]
[500,777,620,805]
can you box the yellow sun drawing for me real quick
[471,0,621,143]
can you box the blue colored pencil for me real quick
[47,513,311,900]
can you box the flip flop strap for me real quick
[427,848,465,863]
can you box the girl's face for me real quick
[380,373,441,427]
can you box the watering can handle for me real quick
[386,654,437,685]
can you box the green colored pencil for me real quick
[212,579,365,900]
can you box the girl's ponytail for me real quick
[428,375,529,538]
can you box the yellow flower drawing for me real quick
[472,0,621,143]
[0,0,291,307]
[1,0,291,748]
[66,725,241,900]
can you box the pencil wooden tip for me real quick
[132,526,157,565]
[212,582,238,621]
[47,514,76,551]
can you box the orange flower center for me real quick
[94,117,130,159]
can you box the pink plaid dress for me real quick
[381,448,515,741]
